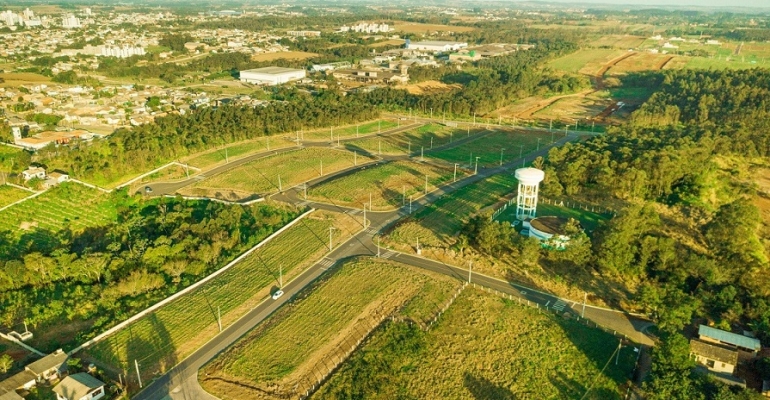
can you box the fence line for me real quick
[0,332,46,356]
[68,209,315,356]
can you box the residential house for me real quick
[52,373,105,400]
[25,349,67,381]
[690,338,738,374]
[44,172,70,188]
[697,325,761,358]
[21,166,45,181]
[0,370,37,400]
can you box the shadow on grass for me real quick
[463,372,515,400]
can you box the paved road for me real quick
[132,129,652,400]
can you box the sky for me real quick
[541,0,769,8]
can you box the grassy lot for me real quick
[344,123,486,156]
[301,119,398,141]
[495,203,609,233]
[548,49,625,74]
[184,137,294,169]
[387,173,520,247]
[684,56,767,70]
[608,53,676,73]
[428,129,553,169]
[201,258,460,399]
[187,148,373,198]
[85,210,363,388]
[315,288,636,399]
[0,72,51,87]
[0,183,116,237]
[0,184,32,208]
[308,161,465,210]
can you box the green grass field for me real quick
[190,148,374,196]
[388,173,520,247]
[684,56,767,70]
[548,49,625,74]
[0,184,32,208]
[0,183,116,237]
[308,161,465,210]
[496,203,609,232]
[301,119,398,141]
[428,129,553,169]
[315,287,636,399]
[343,123,466,156]
[201,259,460,399]
[185,137,295,169]
[85,210,363,388]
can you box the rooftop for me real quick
[411,40,466,46]
[241,67,305,75]
[0,370,37,393]
[690,339,739,365]
[529,216,571,236]
[53,373,105,400]
[25,349,67,375]
[698,325,761,351]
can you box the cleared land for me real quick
[608,53,677,74]
[308,160,465,210]
[428,129,553,168]
[201,259,460,400]
[403,80,461,95]
[0,72,51,87]
[0,182,116,237]
[250,51,318,62]
[315,288,636,399]
[299,119,398,142]
[590,35,647,49]
[184,148,374,199]
[85,210,363,388]
[368,39,405,48]
[344,123,483,156]
[0,184,32,208]
[184,137,294,169]
[547,49,626,74]
[387,173,519,248]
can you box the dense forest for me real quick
[534,68,770,398]
[0,192,298,346]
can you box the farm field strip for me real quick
[427,129,553,168]
[201,259,460,399]
[0,184,34,208]
[314,288,635,399]
[0,183,116,235]
[308,160,466,210]
[85,211,362,381]
[344,123,485,156]
[189,148,374,195]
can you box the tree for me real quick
[0,354,13,373]
[645,333,703,400]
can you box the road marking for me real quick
[552,299,567,312]
[380,250,396,259]
[346,209,361,215]
[318,258,335,269]
[297,201,311,207]
[365,227,378,234]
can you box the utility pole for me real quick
[363,205,367,229]
[356,124,359,137]
[225,147,228,163]
[369,192,372,210]
[582,292,587,318]
[450,131,453,143]
[420,146,424,162]
[330,126,333,142]
[279,265,283,288]
[320,160,323,176]
[278,175,282,192]
[184,163,189,178]
[549,119,552,131]
[473,112,476,126]
[616,340,621,365]
[468,261,472,283]
[500,148,505,166]
[409,196,412,213]
[354,151,357,166]
[430,107,433,119]
[454,163,458,182]
[135,360,142,389]
[430,136,433,149]
[424,174,428,194]
[217,306,222,332]
[377,236,381,258]
[536,138,541,151]
[475,156,480,175]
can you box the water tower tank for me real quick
[514,167,545,220]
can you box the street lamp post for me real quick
[475,156,480,175]
[499,148,505,166]
[454,163,458,182]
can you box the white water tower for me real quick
[515,167,545,220]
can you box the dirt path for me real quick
[505,51,637,120]
[656,55,674,70]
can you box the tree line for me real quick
[0,194,298,347]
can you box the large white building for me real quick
[61,14,81,29]
[406,40,468,53]
[239,67,306,86]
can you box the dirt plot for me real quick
[404,80,461,95]
[250,51,318,62]
[368,39,405,48]
[0,72,51,87]
[392,21,475,34]
[590,35,647,49]
[533,95,609,121]
[607,53,680,74]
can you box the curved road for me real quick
[133,127,653,400]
